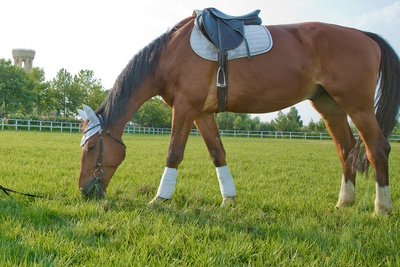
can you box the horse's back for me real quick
[276,22,381,103]
[160,19,381,114]
[267,21,380,68]
[226,22,381,112]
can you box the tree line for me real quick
[1,58,398,133]
[0,59,106,120]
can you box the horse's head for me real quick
[78,105,126,199]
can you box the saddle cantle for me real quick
[193,8,264,112]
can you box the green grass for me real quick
[1,131,399,266]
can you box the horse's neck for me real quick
[111,83,158,136]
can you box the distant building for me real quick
[12,48,35,71]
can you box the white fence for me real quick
[1,118,399,141]
[1,118,81,132]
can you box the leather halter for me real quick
[84,124,126,197]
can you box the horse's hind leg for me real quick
[311,91,357,208]
[314,88,392,215]
[194,113,236,207]
[348,111,392,215]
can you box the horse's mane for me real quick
[97,16,193,128]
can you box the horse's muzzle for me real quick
[80,178,106,199]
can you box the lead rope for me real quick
[0,184,50,199]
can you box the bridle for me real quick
[83,118,126,197]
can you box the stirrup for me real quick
[216,66,226,88]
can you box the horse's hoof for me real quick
[374,204,392,216]
[148,196,170,205]
[220,196,236,208]
[335,199,354,209]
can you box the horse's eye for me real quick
[87,142,96,152]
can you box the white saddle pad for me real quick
[190,24,273,61]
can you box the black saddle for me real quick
[196,8,262,51]
[195,7,262,112]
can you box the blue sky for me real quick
[1,0,399,123]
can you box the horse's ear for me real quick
[77,109,88,121]
[82,104,99,124]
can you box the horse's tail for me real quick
[348,32,400,174]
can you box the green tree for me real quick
[287,107,303,130]
[308,119,317,132]
[27,67,51,116]
[233,116,243,130]
[232,114,253,130]
[314,118,327,132]
[251,116,261,130]
[216,112,236,130]
[272,111,289,131]
[216,113,268,130]
[307,118,327,132]
[134,97,171,127]
[74,69,106,109]
[51,68,73,118]
[256,121,275,131]
[0,59,33,117]
[272,107,303,132]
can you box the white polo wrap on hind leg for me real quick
[216,166,236,197]
[156,167,178,199]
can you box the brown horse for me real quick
[78,12,400,215]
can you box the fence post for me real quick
[1,118,3,130]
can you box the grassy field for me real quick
[0,131,399,266]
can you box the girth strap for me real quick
[195,7,262,112]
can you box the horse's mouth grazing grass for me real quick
[81,179,106,199]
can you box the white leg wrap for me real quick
[375,183,392,215]
[156,167,178,199]
[216,166,236,197]
[337,175,355,205]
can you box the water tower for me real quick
[12,48,36,71]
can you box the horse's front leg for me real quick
[194,113,236,207]
[148,107,197,205]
